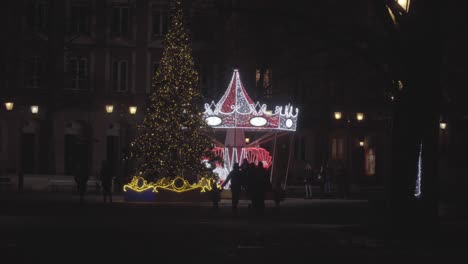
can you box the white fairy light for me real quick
[415,142,422,198]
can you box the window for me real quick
[332,138,344,160]
[27,0,49,31]
[69,57,88,90]
[112,60,128,92]
[255,68,273,98]
[26,56,42,89]
[70,5,90,34]
[111,6,130,36]
[152,9,168,36]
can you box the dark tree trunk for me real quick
[387,0,444,239]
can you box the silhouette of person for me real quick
[273,181,284,208]
[222,163,242,211]
[100,160,113,203]
[246,162,257,209]
[240,158,249,191]
[209,180,221,210]
[74,163,88,204]
[253,162,268,214]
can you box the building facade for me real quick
[1,0,459,197]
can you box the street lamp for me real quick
[30,105,39,114]
[129,106,137,115]
[105,105,114,114]
[359,141,365,147]
[397,0,411,12]
[439,122,447,130]
[5,102,14,111]
[334,111,342,120]
[356,112,365,121]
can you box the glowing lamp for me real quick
[245,137,250,144]
[105,105,114,114]
[129,106,137,115]
[440,122,447,130]
[334,112,342,120]
[359,141,364,147]
[356,112,364,121]
[250,117,267,127]
[397,0,410,12]
[30,105,39,114]
[205,116,222,126]
[5,102,14,111]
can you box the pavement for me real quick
[0,191,467,263]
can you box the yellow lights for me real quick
[440,122,447,130]
[123,176,155,192]
[265,110,273,115]
[356,112,365,121]
[359,141,365,147]
[334,112,342,120]
[5,102,14,111]
[397,0,410,12]
[123,176,220,194]
[129,106,137,115]
[245,137,250,144]
[105,105,114,114]
[30,105,39,114]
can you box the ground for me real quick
[0,192,467,263]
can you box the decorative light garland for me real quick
[123,175,220,194]
[414,142,422,198]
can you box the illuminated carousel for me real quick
[203,69,299,188]
[123,69,298,201]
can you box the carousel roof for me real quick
[203,69,298,131]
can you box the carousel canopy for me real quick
[203,69,299,131]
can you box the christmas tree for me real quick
[131,0,213,181]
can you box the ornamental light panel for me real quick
[203,70,299,131]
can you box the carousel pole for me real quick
[283,132,295,190]
[270,132,278,183]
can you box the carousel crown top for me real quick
[203,69,299,131]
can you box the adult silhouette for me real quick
[222,163,242,211]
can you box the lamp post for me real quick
[332,110,366,197]
[4,102,40,192]
[104,103,138,192]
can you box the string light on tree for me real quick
[129,0,213,181]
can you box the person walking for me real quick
[100,160,113,203]
[322,161,333,194]
[74,163,88,205]
[221,163,242,211]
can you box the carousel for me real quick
[203,69,299,188]
[123,69,298,200]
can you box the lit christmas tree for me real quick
[131,0,213,181]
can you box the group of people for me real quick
[211,158,272,214]
[74,160,114,204]
[304,161,348,199]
